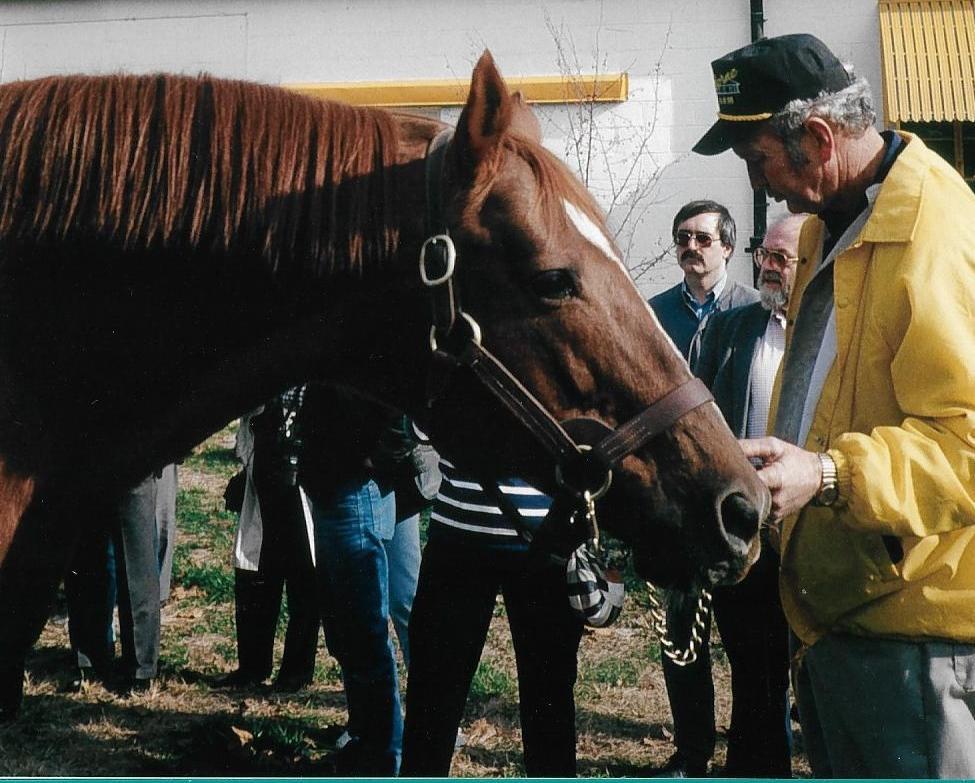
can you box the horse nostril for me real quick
[718,490,761,557]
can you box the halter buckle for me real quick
[419,234,456,286]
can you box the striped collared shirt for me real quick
[431,459,551,549]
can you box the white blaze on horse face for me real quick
[562,199,621,266]
[562,199,684,362]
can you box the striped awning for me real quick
[879,0,975,122]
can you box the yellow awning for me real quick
[284,73,628,108]
[879,0,975,122]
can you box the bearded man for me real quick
[649,213,806,778]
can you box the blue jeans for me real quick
[312,478,402,776]
[387,512,420,668]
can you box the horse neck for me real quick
[290,112,445,415]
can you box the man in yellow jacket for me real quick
[694,33,975,778]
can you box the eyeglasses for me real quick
[753,246,799,268]
[674,230,719,248]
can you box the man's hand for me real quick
[740,437,823,521]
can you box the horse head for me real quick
[419,53,769,590]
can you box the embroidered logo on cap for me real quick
[714,68,740,106]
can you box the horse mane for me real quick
[0,73,402,276]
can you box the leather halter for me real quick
[420,129,714,502]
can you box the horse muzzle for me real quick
[705,483,768,586]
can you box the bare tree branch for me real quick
[545,5,674,279]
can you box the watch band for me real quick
[814,452,839,506]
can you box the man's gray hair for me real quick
[769,69,876,168]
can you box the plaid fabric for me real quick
[566,544,625,627]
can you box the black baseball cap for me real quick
[693,33,853,156]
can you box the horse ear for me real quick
[453,50,513,170]
[510,91,542,142]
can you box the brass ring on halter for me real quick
[555,444,613,501]
[429,311,482,352]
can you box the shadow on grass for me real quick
[24,644,76,683]
[2,680,351,776]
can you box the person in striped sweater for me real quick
[401,457,585,777]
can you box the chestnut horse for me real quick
[0,53,768,717]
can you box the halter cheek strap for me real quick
[419,129,714,503]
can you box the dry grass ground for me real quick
[0,426,811,777]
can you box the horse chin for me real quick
[632,538,758,592]
[632,546,697,593]
[705,557,748,588]
[712,527,763,587]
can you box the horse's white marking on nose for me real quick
[563,199,622,266]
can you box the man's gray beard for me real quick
[760,284,787,311]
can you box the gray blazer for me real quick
[693,301,772,438]
[648,279,759,361]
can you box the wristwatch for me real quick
[813,452,839,507]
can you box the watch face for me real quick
[819,485,839,506]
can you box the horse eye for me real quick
[530,269,578,301]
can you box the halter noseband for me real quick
[420,129,714,507]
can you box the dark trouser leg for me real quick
[114,475,161,681]
[233,567,280,680]
[713,548,791,778]
[791,633,832,778]
[400,534,498,777]
[65,524,115,673]
[503,556,584,777]
[253,466,317,682]
[277,489,319,681]
[661,599,716,769]
[0,497,78,718]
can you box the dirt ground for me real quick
[0,429,811,777]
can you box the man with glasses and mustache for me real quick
[678,212,809,778]
[694,33,975,778]
[649,200,758,366]
[648,199,757,778]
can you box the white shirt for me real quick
[746,310,787,439]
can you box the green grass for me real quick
[160,642,190,670]
[183,445,240,478]
[315,658,344,685]
[176,488,216,534]
[176,561,234,604]
[580,656,642,688]
[468,659,516,701]
[246,717,318,760]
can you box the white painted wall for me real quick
[0,0,884,295]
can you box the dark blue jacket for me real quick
[693,301,771,437]
[648,279,759,361]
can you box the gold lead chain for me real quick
[645,583,713,667]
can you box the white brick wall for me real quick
[0,0,884,295]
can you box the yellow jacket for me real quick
[772,133,975,644]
